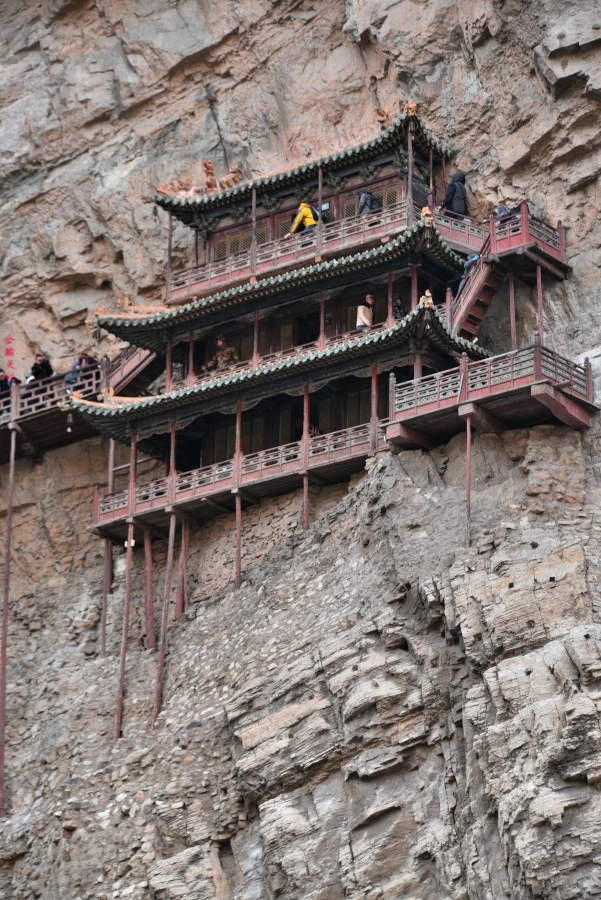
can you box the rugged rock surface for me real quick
[2,2,601,898]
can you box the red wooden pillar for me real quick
[413,353,423,381]
[175,520,189,619]
[536,265,544,345]
[101,437,116,657]
[509,272,517,351]
[166,336,173,392]
[166,211,173,302]
[251,185,257,277]
[144,529,156,649]
[301,384,310,470]
[319,293,327,349]
[194,230,199,268]
[389,372,396,420]
[489,214,497,254]
[370,364,379,450]
[128,433,137,517]
[187,330,195,387]
[411,267,419,311]
[235,494,242,588]
[407,123,414,225]
[115,520,135,739]
[445,287,453,330]
[153,512,177,722]
[252,311,260,369]
[0,426,17,813]
[465,415,472,546]
[316,165,323,260]
[387,273,394,328]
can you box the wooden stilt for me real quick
[144,529,156,649]
[414,352,423,380]
[445,287,453,331]
[153,512,177,723]
[303,474,309,530]
[188,330,195,387]
[183,520,189,607]
[319,293,326,349]
[252,310,260,369]
[175,522,189,619]
[235,494,242,588]
[115,520,134,740]
[101,438,116,656]
[128,433,137,517]
[166,211,173,302]
[370,364,379,450]
[387,272,394,327]
[411,267,418,311]
[166,336,173,392]
[536,265,544,345]
[0,426,17,813]
[466,415,472,546]
[509,272,517,351]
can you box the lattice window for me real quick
[347,389,371,427]
[318,398,331,434]
[214,424,236,462]
[279,406,292,445]
[215,238,227,261]
[240,334,253,361]
[344,198,357,219]
[378,389,387,420]
[242,419,252,456]
[372,189,384,208]
[278,217,292,238]
[242,416,265,454]
[385,185,398,206]
[259,328,268,356]
[213,225,264,261]
[281,323,293,350]
[348,305,358,333]
[256,224,267,245]
[374,296,387,324]
[229,234,240,255]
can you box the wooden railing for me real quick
[168,200,426,302]
[433,212,487,252]
[109,346,156,392]
[451,248,491,326]
[490,203,565,260]
[171,323,391,392]
[0,367,103,427]
[394,346,591,415]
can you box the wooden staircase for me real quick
[451,238,506,340]
[109,346,161,396]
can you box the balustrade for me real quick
[0,367,102,427]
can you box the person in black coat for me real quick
[442,172,468,219]
[31,355,53,380]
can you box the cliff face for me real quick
[2,2,601,899]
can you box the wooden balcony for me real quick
[91,345,595,540]
[167,202,489,304]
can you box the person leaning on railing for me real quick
[31,354,54,381]
[202,336,239,372]
[0,369,20,394]
[356,294,374,331]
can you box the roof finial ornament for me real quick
[419,290,433,308]
[420,206,433,227]
[404,100,418,117]
[376,107,392,131]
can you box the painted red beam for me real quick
[531,384,591,430]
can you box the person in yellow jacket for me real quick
[283,202,317,240]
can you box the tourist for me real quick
[448,254,479,298]
[356,294,374,331]
[393,295,404,320]
[283,201,318,240]
[357,187,379,215]
[441,172,468,219]
[202,336,239,371]
[31,354,53,380]
[0,369,10,394]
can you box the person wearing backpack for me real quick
[357,187,381,215]
[283,202,318,240]
[441,172,468,219]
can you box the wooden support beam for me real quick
[319,293,326,350]
[303,473,309,530]
[128,433,137,517]
[132,518,168,540]
[9,421,42,461]
[387,273,394,328]
[411,266,418,311]
[108,438,116,494]
[115,520,134,739]
[144,529,156,649]
[175,529,185,620]
[301,383,310,471]
[166,337,173,392]
[200,496,231,514]
[523,249,567,281]
[187,330,195,387]
[509,272,516,351]
[445,287,453,331]
[465,415,472,546]
[235,493,242,589]
[531,384,591,430]
[252,310,260,368]
[458,402,506,434]
[387,422,437,450]
[370,363,378,451]
[194,230,199,268]
[100,539,112,657]
[153,512,177,723]
[413,352,423,380]
[536,265,544,345]
[0,427,16,813]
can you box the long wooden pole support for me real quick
[466,415,472,547]
[319,293,326,350]
[509,272,517,351]
[235,494,242,588]
[0,427,17,814]
[252,310,260,369]
[144,529,156,649]
[370,364,379,451]
[166,211,173,303]
[387,272,394,328]
[536,265,544,345]
[153,512,177,723]
[101,437,117,657]
[115,520,134,740]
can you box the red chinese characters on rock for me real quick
[3,336,16,374]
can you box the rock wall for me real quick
[2,2,601,898]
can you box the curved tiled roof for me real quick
[72,305,487,444]
[155,113,452,223]
[98,221,464,354]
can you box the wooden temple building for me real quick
[1,107,595,751]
